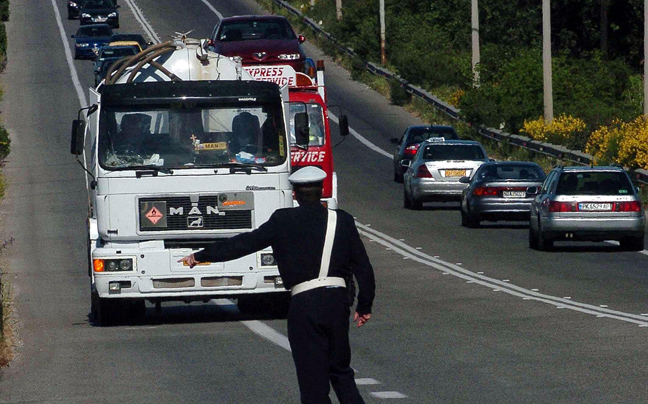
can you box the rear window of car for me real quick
[478,165,545,180]
[219,20,296,42]
[407,127,458,144]
[556,171,634,195]
[422,145,485,161]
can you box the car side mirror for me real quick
[339,115,349,137]
[71,34,76,38]
[527,187,539,195]
[458,176,470,184]
[70,119,86,155]
[298,35,306,44]
[294,112,309,148]
[400,159,411,167]
[489,158,496,162]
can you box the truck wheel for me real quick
[93,296,118,326]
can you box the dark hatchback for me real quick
[67,0,86,19]
[71,24,113,59]
[79,0,119,28]
[208,15,306,72]
[460,161,546,227]
[391,125,459,182]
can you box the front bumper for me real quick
[92,245,286,299]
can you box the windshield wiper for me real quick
[133,166,174,177]
[220,162,268,174]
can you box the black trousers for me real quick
[287,287,365,404]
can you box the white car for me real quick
[403,139,489,209]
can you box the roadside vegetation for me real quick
[264,0,647,170]
[0,0,11,367]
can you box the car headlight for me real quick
[108,12,117,17]
[278,53,301,60]
[76,43,90,47]
[69,1,78,7]
[81,13,91,18]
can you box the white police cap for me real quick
[288,166,327,184]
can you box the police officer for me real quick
[180,166,375,404]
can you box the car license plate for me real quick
[445,169,466,177]
[94,17,107,22]
[579,203,612,211]
[503,191,526,198]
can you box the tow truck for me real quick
[243,61,349,208]
[70,37,311,323]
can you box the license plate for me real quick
[445,169,466,177]
[503,191,526,198]
[93,17,107,22]
[579,203,612,211]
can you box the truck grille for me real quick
[139,196,253,232]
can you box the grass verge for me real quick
[0,171,11,368]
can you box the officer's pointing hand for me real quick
[178,253,199,268]
[354,312,371,328]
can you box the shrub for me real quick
[586,116,648,169]
[0,0,8,22]
[521,114,588,150]
[0,125,9,161]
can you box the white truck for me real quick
[71,38,310,324]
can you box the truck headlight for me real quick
[278,53,300,60]
[259,253,277,267]
[93,258,135,272]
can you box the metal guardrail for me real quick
[270,0,648,184]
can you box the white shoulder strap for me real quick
[318,209,337,279]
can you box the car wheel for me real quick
[537,223,553,251]
[620,235,645,251]
[403,187,411,209]
[529,224,539,249]
[393,168,403,183]
[411,196,423,210]
[67,13,73,20]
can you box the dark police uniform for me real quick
[193,201,376,404]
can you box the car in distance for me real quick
[391,125,459,182]
[79,0,119,28]
[108,33,151,52]
[93,45,138,85]
[459,161,546,227]
[71,24,114,60]
[403,139,489,210]
[208,15,307,72]
[529,166,645,251]
[67,0,85,19]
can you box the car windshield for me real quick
[219,20,296,42]
[100,47,136,58]
[422,144,485,161]
[556,171,634,195]
[99,102,287,170]
[477,165,545,180]
[288,103,325,146]
[83,0,113,8]
[407,127,457,143]
[78,26,112,37]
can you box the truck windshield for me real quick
[98,102,287,170]
[289,103,325,147]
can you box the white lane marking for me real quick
[370,391,408,399]
[356,378,381,385]
[356,222,648,327]
[200,0,224,19]
[49,0,87,107]
[122,0,161,43]
[240,320,293,352]
[329,113,392,159]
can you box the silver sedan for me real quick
[403,139,489,209]
[529,166,645,251]
[460,161,546,227]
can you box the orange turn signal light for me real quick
[93,259,105,272]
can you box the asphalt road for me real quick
[1,0,648,403]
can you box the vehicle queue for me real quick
[69,0,646,254]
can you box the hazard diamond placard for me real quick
[139,201,167,228]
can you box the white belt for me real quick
[291,276,346,296]
[291,210,346,297]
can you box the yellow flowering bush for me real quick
[448,89,465,108]
[521,114,588,150]
[587,116,648,169]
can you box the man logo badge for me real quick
[188,216,204,228]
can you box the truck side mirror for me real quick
[339,115,349,137]
[70,119,86,155]
[294,112,309,148]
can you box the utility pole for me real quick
[645,0,648,115]
[380,0,386,64]
[336,0,342,21]
[471,0,480,87]
[542,0,554,123]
